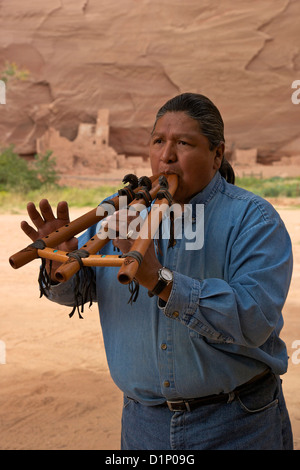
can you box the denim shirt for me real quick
[47,172,293,406]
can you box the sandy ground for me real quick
[1,202,300,450]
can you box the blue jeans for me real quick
[121,374,293,450]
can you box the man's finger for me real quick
[26,202,45,229]
[39,199,55,222]
[20,220,38,242]
[56,201,70,222]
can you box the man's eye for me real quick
[153,138,163,144]
[178,140,188,145]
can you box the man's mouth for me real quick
[158,167,180,177]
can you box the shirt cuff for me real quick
[159,271,233,342]
[159,271,200,324]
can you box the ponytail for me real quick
[219,158,235,185]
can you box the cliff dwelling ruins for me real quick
[36,109,148,178]
[36,109,300,182]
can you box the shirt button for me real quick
[163,380,170,388]
[172,311,179,318]
[161,343,167,350]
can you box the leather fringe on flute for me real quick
[37,251,96,319]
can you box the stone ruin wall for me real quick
[36,109,149,178]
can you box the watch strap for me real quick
[148,279,168,297]
[148,268,172,297]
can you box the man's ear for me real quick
[213,142,225,170]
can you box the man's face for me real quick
[149,112,223,205]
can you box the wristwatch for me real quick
[148,267,173,297]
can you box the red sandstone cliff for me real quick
[0,0,299,161]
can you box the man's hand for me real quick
[108,209,171,301]
[21,199,78,279]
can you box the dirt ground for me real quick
[1,200,299,450]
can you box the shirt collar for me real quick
[189,171,222,206]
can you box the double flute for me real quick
[9,173,178,286]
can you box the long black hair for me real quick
[153,93,235,184]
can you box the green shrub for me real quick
[0,145,58,192]
[236,176,300,198]
[0,145,39,191]
[32,150,58,187]
[0,61,30,83]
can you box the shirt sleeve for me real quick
[161,217,293,348]
[43,277,78,307]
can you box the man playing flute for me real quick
[20,93,293,450]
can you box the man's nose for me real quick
[161,142,177,163]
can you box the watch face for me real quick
[160,268,173,282]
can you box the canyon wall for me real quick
[0,0,299,163]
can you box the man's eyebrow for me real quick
[176,133,199,139]
[151,131,198,139]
